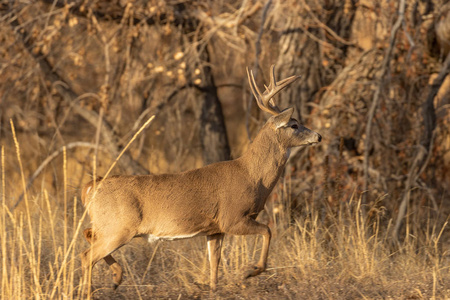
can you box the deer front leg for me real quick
[104,255,123,289]
[83,228,123,289]
[81,229,134,293]
[207,233,224,291]
[227,218,272,279]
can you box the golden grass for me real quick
[1,121,449,299]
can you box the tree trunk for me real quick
[199,65,231,164]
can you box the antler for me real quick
[247,64,301,116]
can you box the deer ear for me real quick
[273,107,294,129]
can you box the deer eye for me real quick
[291,124,299,129]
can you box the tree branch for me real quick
[392,51,450,242]
[246,0,272,140]
[362,0,405,207]
[9,10,150,176]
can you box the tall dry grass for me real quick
[1,124,449,299]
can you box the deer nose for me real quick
[317,133,322,142]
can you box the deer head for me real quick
[247,65,321,150]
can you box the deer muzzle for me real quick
[304,131,322,145]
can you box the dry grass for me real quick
[1,129,450,300]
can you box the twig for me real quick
[362,0,405,207]
[91,12,112,191]
[300,0,355,46]
[236,2,263,27]
[299,24,339,50]
[254,0,272,71]
[246,0,272,140]
[234,0,249,35]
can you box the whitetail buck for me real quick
[80,65,321,292]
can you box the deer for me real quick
[80,65,322,292]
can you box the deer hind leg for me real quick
[226,218,272,279]
[207,233,224,292]
[81,228,133,290]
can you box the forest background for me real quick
[1,0,450,299]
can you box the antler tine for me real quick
[247,67,280,115]
[246,67,261,100]
[274,75,301,88]
[265,65,300,93]
[266,64,276,92]
[266,64,277,107]
[247,65,301,116]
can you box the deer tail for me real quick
[81,176,103,206]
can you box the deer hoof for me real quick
[112,275,121,290]
[243,265,264,279]
[111,270,123,289]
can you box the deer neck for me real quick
[240,126,289,194]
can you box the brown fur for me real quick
[81,176,103,206]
